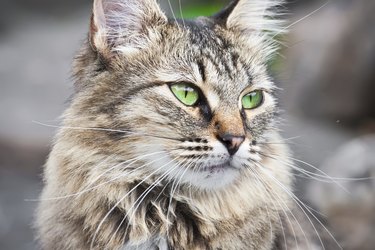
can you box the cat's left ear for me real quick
[214,0,285,37]
[90,0,167,57]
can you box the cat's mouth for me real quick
[200,161,235,174]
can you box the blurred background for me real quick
[0,0,374,249]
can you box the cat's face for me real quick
[69,0,283,190]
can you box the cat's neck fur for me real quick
[38,126,292,249]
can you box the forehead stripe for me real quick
[197,60,206,82]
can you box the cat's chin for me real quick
[179,165,241,190]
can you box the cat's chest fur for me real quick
[121,237,168,250]
[120,218,275,250]
[114,192,279,250]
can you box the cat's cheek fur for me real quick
[149,141,238,190]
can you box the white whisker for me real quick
[113,159,185,245]
[178,0,186,28]
[90,154,182,249]
[257,164,343,250]
[259,152,351,194]
[32,120,183,142]
[166,155,201,236]
[167,0,180,29]
[247,167,289,249]
[250,163,312,249]
[27,151,170,202]
[272,1,330,39]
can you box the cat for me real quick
[36,0,338,249]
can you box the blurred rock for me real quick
[281,0,375,127]
[307,135,375,250]
[281,2,375,248]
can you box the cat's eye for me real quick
[170,83,199,106]
[242,90,264,110]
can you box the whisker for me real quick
[258,165,326,250]
[272,1,330,39]
[259,152,350,194]
[27,151,170,202]
[246,167,289,249]
[254,155,339,219]
[119,157,191,246]
[32,120,184,142]
[249,160,306,249]
[249,163,312,249]
[178,0,186,28]
[288,155,374,181]
[167,0,180,29]
[166,155,201,236]
[113,159,185,245]
[90,154,183,249]
[257,164,343,250]
[257,135,302,146]
[165,166,185,233]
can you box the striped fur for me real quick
[36,1,332,249]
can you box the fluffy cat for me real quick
[36,0,338,249]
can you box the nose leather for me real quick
[218,134,245,156]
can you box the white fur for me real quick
[227,0,285,35]
[92,0,167,52]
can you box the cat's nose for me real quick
[218,134,245,156]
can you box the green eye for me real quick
[170,83,199,106]
[242,90,264,110]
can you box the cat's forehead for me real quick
[163,19,270,102]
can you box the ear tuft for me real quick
[90,0,167,56]
[213,0,286,60]
[214,0,286,46]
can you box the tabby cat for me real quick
[36,0,337,249]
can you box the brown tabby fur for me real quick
[36,0,338,249]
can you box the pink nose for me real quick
[217,134,245,156]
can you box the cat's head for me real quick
[68,0,286,190]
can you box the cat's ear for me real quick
[90,0,167,56]
[214,0,284,36]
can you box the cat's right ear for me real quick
[90,0,167,58]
